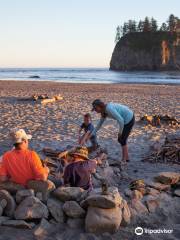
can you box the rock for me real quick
[131,190,143,200]
[34,218,52,237]
[129,199,148,215]
[143,195,160,213]
[29,75,40,79]
[16,189,34,203]
[0,206,3,216]
[110,32,180,71]
[47,198,65,223]
[27,180,55,202]
[174,189,180,197]
[36,192,43,201]
[145,179,170,191]
[79,233,99,240]
[146,187,160,197]
[0,199,7,208]
[15,196,48,220]
[85,206,122,234]
[0,216,10,225]
[124,188,132,198]
[154,172,180,185]
[121,199,131,226]
[63,201,86,218]
[0,190,16,217]
[0,181,25,194]
[82,187,122,209]
[53,187,84,202]
[2,220,34,229]
[67,218,85,229]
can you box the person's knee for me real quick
[118,136,126,146]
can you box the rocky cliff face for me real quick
[110,32,180,71]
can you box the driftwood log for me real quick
[140,115,179,127]
[142,134,180,164]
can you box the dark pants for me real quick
[118,115,135,146]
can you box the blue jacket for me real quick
[93,102,134,135]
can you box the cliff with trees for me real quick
[110,14,180,71]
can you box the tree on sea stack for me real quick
[115,26,121,43]
[143,17,151,32]
[137,20,144,32]
[167,14,177,32]
[160,22,168,31]
[150,18,158,32]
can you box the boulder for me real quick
[2,220,34,229]
[15,196,48,220]
[121,199,131,226]
[67,218,85,229]
[129,199,148,215]
[27,180,55,202]
[145,180,170,191]
[63,201,86,218]
[36,192,43,201]
[16,189,34,203]
[146,187,160,197]
[124,188,133,198]
[53,187,84,202]
[0,199,7,208]
[82,187,122,209]
[0,216,10,225]
[47,198,65,223]
[34,218,52,237]
[0,206,3,216]
[0,181,25,194]
[154,172,180,185]
[85,206,122,234]
[174,189,180,197]
[144,196,160,213]
[0,190,16,217]
[131,190,143,200]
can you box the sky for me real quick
[0,0,180,68]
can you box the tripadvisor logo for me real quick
[135,227,143,235]
[135,226,173,235]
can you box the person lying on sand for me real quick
[63,146,101,190]
[91,99,135,164]
[0,129,49,186]
[78,113,99,151]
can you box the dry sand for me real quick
[0,80,179,239]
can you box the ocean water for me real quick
[0,68,180,84]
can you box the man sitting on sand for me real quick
[64,146,101,190]
[91,99,135,164]
[0,129,49,186]
[78,113,99,151]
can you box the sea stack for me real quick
[110,31,180,71]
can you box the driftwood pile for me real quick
[142,134,180,164]
[32,94,63,104]
[140,114,179,127]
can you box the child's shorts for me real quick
[118,115,135,146]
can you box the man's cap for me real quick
[91,99,103,111]
[71,146,89,160]
[10,129,32,144]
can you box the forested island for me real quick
[110,14,180,71]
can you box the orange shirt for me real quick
[0,149,48,186]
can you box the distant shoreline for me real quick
[0,79,179,86]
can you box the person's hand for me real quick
[44,166,50,174]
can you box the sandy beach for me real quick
[0,80,179,180]
[0,80,180,239]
